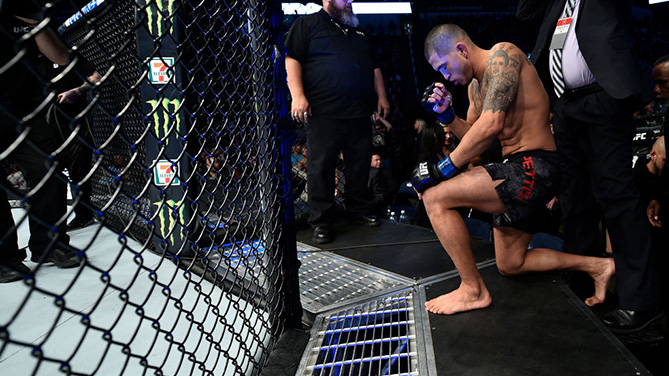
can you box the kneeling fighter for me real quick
[413,24,615,315]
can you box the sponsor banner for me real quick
[153,160,179,186]
[149,57,175,84]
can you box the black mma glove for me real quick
[411,155,460,194]
[420,82,455,124]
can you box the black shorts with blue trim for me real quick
[482,150,560,234]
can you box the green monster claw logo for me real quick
[145,0,176,36]
[154,199,185,246]
[147,98,181,147]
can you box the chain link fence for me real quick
[0,0,299,374]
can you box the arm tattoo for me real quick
[482,44,521,114]
[469,79,482,117]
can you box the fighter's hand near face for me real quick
[421,82,454,123]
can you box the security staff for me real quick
[284,0,390,244]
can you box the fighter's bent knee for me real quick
[421,187,438,206]
[496,258,525,276]
[421,187,450,213]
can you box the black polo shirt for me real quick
[284,9,379,119]
[0,13,44,118]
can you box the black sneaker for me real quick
[67,216,95,231]
[359,215,381,227]
[0,262,31,283]
[31,248,83,268]
[312,226,333,244]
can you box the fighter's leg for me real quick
[493,226,615,306]
[422,167,505,315]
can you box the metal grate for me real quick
[298,289,432,376]
[297,245,413,315]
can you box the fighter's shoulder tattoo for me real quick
[482,43,523,114]
[469,79,483,116]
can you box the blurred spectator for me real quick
[637,136,666,205]
[439,121,456,157]
[651,54,669,110]
[418,123,446,164]
[334,152,346,209]
[649,56,669,314]
[606,135,666,249]
[372,111,394,168]
[648,56,669,230]
[368,153,392,216]
[291,142,308,204]
[415,123,449,228]
[411,117,427,162]
[291,143,303,164]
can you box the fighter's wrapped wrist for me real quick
[436,106,455,124]
[436,155,459,179]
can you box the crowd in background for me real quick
[290,9,668,238]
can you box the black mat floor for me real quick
[270,220,668,375]
[296,218,440,250]
[297,219,495,280]
[426,265,649,376]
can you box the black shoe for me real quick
[67,216,95,231]
[359,215,380,227]
[31,248,83,268]
[602,307,664,333]
[312,226,332,244]
[0,262,31,283]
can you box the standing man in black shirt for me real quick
[284,0,390,244]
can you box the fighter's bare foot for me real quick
[585,257,616,307]
[425,286,492,315]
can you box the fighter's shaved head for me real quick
[424,24,471,60]
[652,135,665,156]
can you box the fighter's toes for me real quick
[586,258,615,307]
[424,290,492,315]
[585,295,605,307]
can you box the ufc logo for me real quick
[14,26,32,33]
[419,162,429,175]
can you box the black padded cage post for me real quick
[136,0,190,256]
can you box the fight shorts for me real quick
[482,150,560,234]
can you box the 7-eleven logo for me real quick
[154,160,179,186]
[149,57,174,84]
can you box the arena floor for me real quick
[1,208,261,376]
[267,218,668,376]
[3,208,667,375]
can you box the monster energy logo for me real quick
[147,98,181,147]
[154,199,185,246]
[145,0,176,36]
